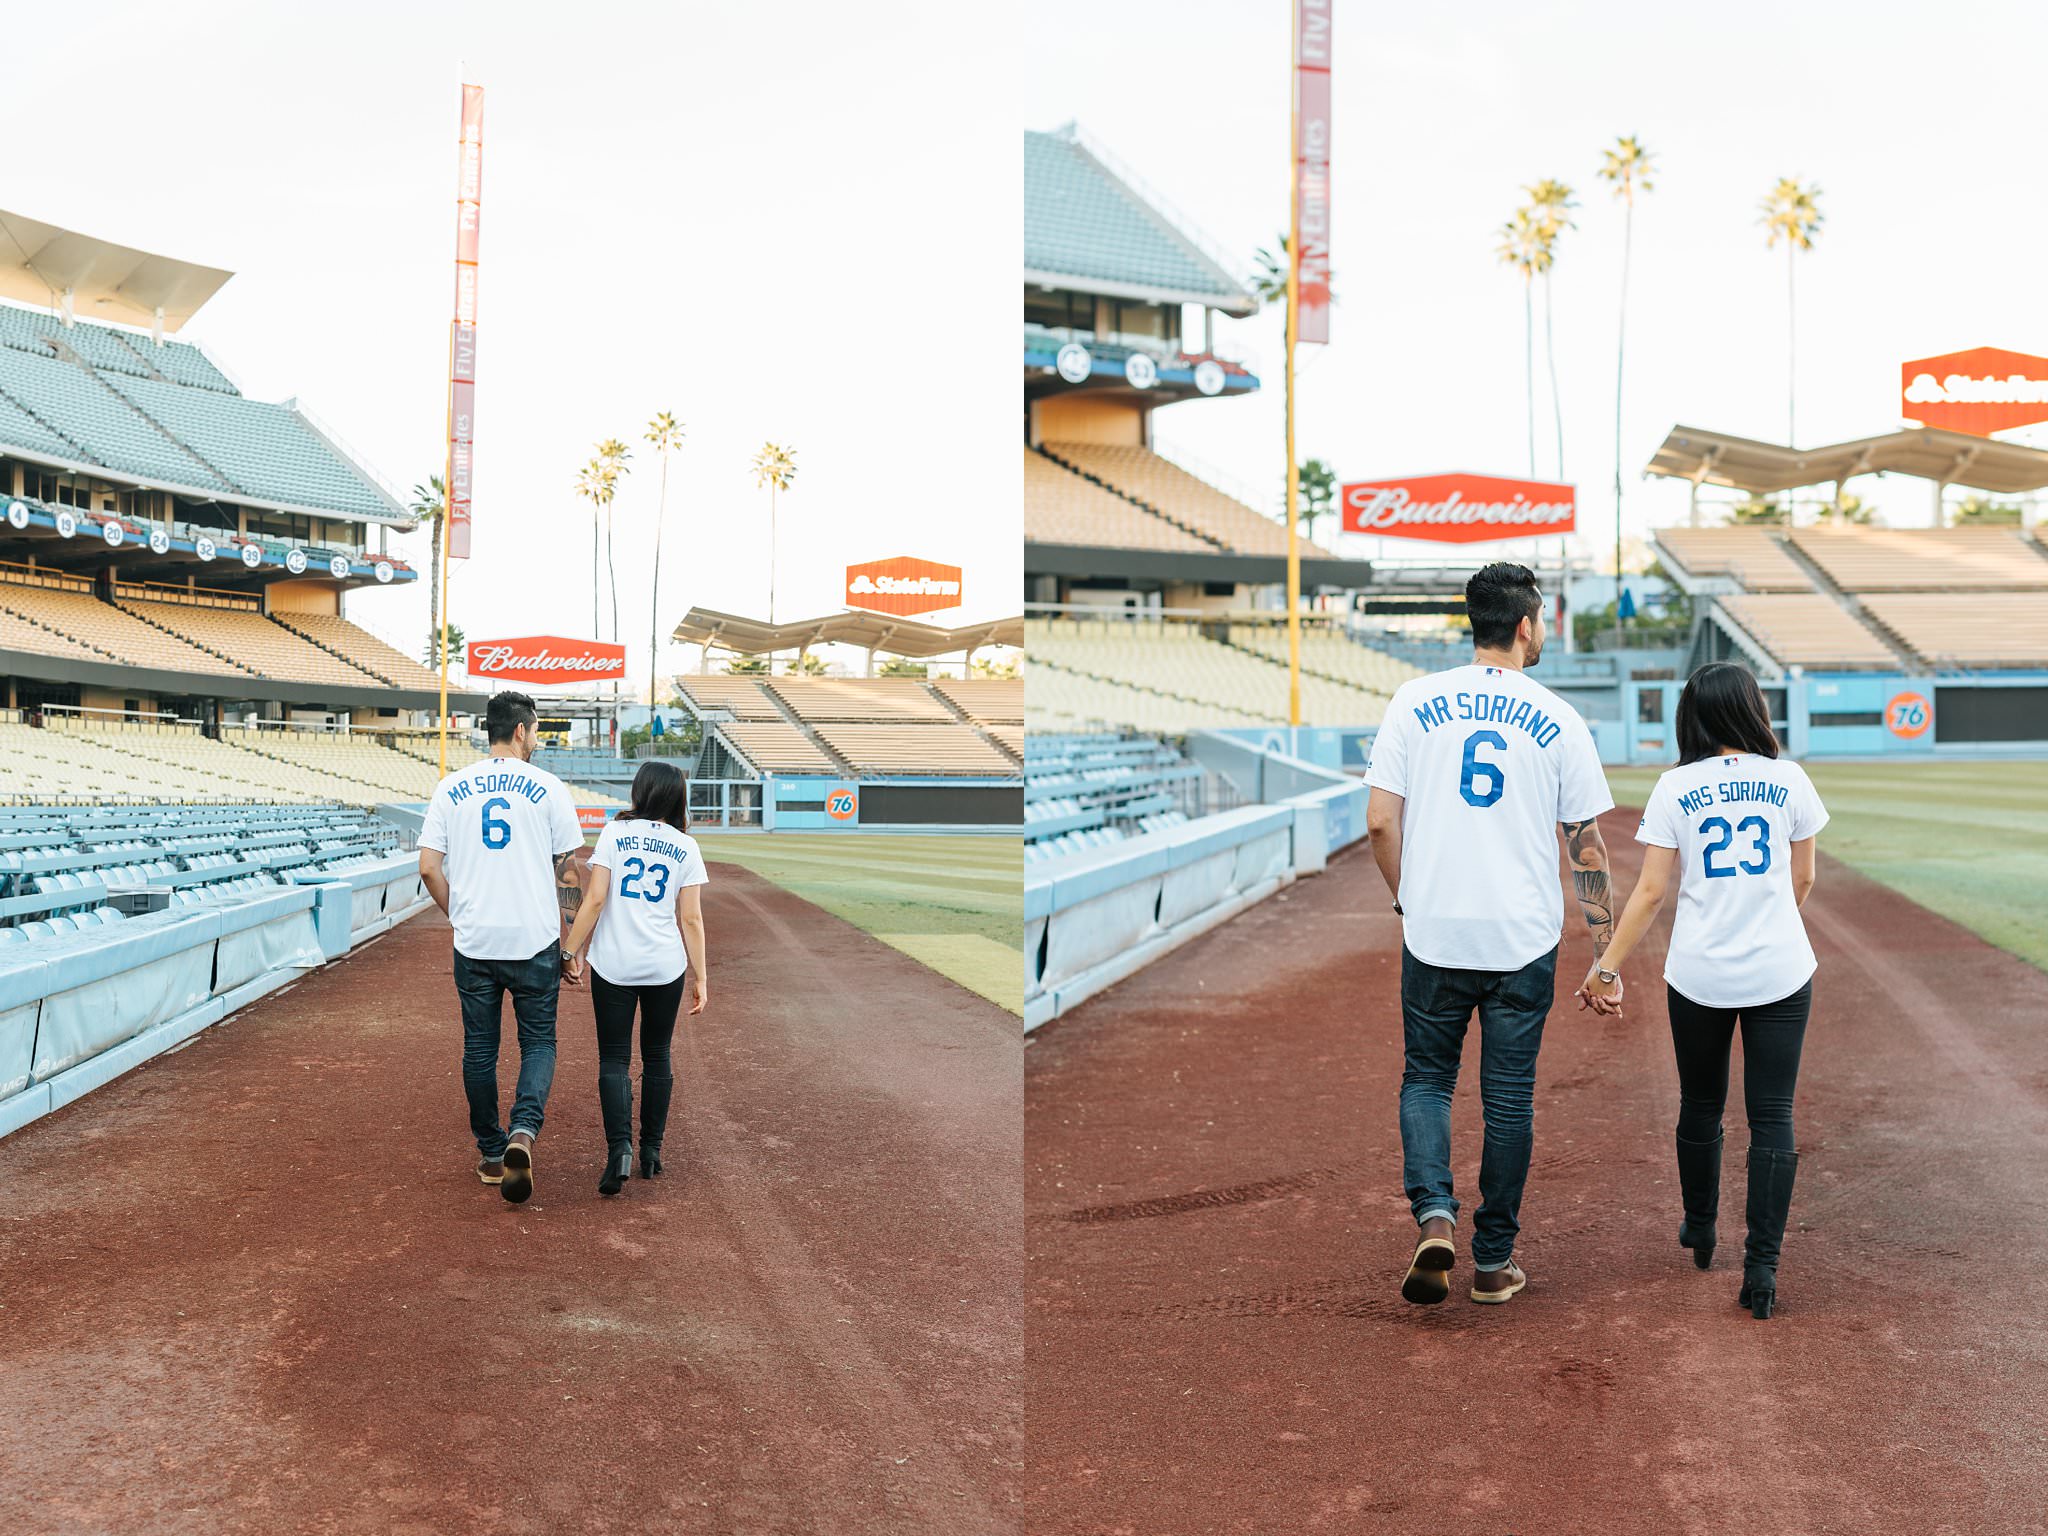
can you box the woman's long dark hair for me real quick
[1676,662,1780,765]
[626,759,691,834]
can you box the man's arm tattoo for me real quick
[554,851,583,925]
[1562,818,1614,956]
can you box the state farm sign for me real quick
[465,636,626,684]
[1340,473,1575,543]
[1900,346,2048,436]
[845,556,964,618]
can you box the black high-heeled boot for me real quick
[639,1073,673,1179]
[1737,1147,1799,1319]
[598,1145,633,1197]
[1675,1130,1722,1270]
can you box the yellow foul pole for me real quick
[1284,4,1303,729]
[437,321,454,779]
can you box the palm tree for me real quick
[1524,179,1577,479]
[1496,208,1551,476]
[1297,457,1337,546]
[596,438,632,659]
[1759,177,1824,443]
[751,442,798,623]
[409,476,447,669]
[574,457,619,655]
[644,412,685,709]
[423,620,465,668]
[1598,135,1656,564]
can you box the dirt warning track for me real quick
[0,863,1020,1535]
[1026,810,2048,1535]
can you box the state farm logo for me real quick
[844,556,965,617]
[464,636,626,684]
[1340,473,1576,544]
[1900,346,2048,436]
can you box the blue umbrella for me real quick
[1617,586,1638,622]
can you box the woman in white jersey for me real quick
[1579,664,1827,1320]
[561,761,710,1196]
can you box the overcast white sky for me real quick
[1025,0,2048,566]
[6,0,1017,684]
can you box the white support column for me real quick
[152,307,165,347]
[59,288,74,327]
[1933,479,1947,528]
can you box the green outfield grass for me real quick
[695,833,1022,1014]
[1605,760,2048,972]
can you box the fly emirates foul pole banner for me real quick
[1340,473,1576,543]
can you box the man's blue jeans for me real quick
[454,944,562,1160]
[1398,943,1558,1271]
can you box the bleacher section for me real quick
[933,677,1025,724]
[1787,526,2048,591]
[1026,617,1395,731]
[1039,443,1325,557]
[712,722,840,774]
[675,674,1024,778]
[1653,527,1814,591]
[767,678,955,721]
[1716,594,1898,669]
[116,595,383,690]
[1859,592,2048,669]
[271,612,447,691]
[0,304,236,393]
[0,343,229,490]
[0,576,245,674]
[813,725,1016,775]
[676,677,786,719]
[1227,625,1422,696]
[1025,446,1212,552]
[1024,733,1201,863]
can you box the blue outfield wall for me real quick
[0,852,432,1141]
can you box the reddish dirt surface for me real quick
[1026,810,2048,1535]
[0,863,1020,1535]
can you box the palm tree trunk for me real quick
[650,452,667,710]
[1524,278,1535,477]
[1615,195,1631,589]
[769,485,777,625]
[428,517,442,664]
[606,502,619,706]
[1787,244,1797,444]
[1544,270,1563,480]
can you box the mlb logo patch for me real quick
[1484,666,1504,676]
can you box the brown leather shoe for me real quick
[501,1130,535,1204]
[1400,1216,1457,1305]
[476,1157,505,1185]
[1470,1260,1528,1303]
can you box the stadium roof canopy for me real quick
[1648,424,2048,496]
[0,209,231,333]
[673,607,1023,657]
[1024,126,1256,316]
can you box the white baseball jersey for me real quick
[1636,752,1828,1009]
[418,756,585,960]
[1366,663,1614,971]
[587,817,709,987]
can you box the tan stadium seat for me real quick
[1653,527,1814,591]
[1228,624,1423,695]
[714,722,839,774]
[1025,447,1214,552]
[768,678,953,723]
[1859,592,2048,668]
[272,612,447,690]
[812,724,1017,776]
[678,676,784,719]
[986,725,1023,760]
[117,597,385,689]
[1040,442,1331,558]
[1788,527,2048,591]
[932,677,1023,724]
[1717,594,1896,669]
[0,580,247,676]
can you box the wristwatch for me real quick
[1392,901,1404,916]
[1596,966,1619,984]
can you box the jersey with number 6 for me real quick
[1636,752,1828,1009]
[418,756,585,960]
[1366,664,1614,971]
[587,817,709,986]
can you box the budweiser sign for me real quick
[1900,346,2048,436]
[1340,473,1576,543]
[465,636,626,683]
[845,555,964,618]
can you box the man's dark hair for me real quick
[1676,662,1780,764]
[1465,562,1543,650]
[485,690,538,745]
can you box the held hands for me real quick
[1575,964,1624,1016]
[562,947,584,987]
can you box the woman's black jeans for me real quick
[1665,979,1812,1152]
[589,968,685,1158]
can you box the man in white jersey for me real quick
[1364,563,1618,1306]
[418,691,587,1204]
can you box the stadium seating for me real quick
[0,344,229,490]
[1717,593,1898,669]
[0,577,247,675]
[1787,526,2048,591]
[986,725,1023,759]
[1025,446,1213,552]
[1653,527,1815,591]
[272,612,448,690]
[933,677,1024,724]
[1858,592,2048,669]
[1227,625,1422,695]
[768,678,955,722]
[677,676,785,719]
[1039,443,1326,557]
[812,724,1017,775]
[712,721,840,774]
[0,305,237,392]
[116,595,383,690]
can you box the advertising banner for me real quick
[844,556,965,618]
[1899,346,2048,437]
[464,636,626,685]
[1341,473,1576,543]
[447,83,483,560]
[1294,0,1332,345]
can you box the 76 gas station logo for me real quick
[826,789,858,821]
